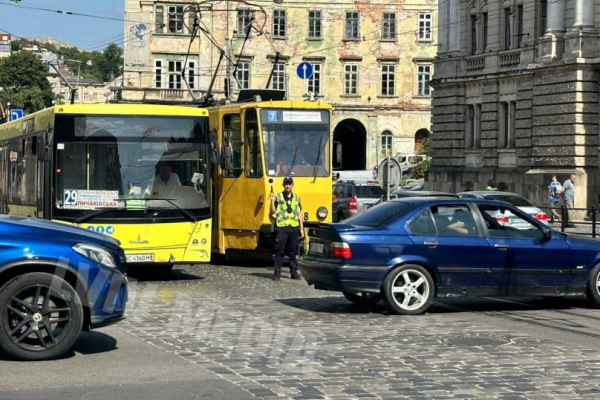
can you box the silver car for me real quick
[457,191,549,226]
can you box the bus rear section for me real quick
[212,102,333,257]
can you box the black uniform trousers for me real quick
[273,225,300,275]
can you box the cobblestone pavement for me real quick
[121,264,600,400]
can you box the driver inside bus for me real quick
[151,162,181,188]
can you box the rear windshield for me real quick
[356,185,384,198]
[345,201,412,227]
[484,195,533,207]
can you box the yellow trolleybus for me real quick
[210,97,333,257]
[0,104,214,267]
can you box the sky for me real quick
[0,0,124,51]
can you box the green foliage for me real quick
[0,51,55,122]
[52,43,123,82]
[407,138,431,179]
[10,40,19,52]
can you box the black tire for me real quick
[382,264,434,315]
[342,292,382,306]
[586,264,600,308]
[0,272,84,361]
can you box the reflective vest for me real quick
[275,192,301,228]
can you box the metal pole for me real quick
[593,205,597,238]
[386,157,391,201]
[560,205,566,232]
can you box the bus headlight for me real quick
[317,207,328,219]
[73,244,117,268]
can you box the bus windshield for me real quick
[260,109,330,177]
[53,114,210,222]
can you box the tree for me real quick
[0,51,55,122]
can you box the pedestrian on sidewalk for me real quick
[485,179,498,191]
[562,173,576,227]
[547,175,562,223]
[270,176,304,281]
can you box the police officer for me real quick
[270,176,304,281]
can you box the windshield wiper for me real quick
[285,145,298,177]
[312,135,323,182]
[74,197,197,224]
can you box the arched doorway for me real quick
[414,128,430,153]
[333,119,367,170]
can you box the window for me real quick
[83,93,89,101]
[380,65,395,96]
[432,205,478,237]
[187,61,196,89]
[236,61,250,89]
[517,5,524,47]
[540,0,548,36]
[168,6,184,33]
[417,65,431,96]
[499,101,516,148]
[483,13,488,50]
[168,60,182,89]
[270,63,286,90]
[272,10,286,37]
[470,15,477,55]
[155,5,164,34]
[154,59,163,88]
[410,209,436,236]
[93,93,98,101]
[345,12,359,40]
[244,109,262,178]
[0,43,10,53]
[223,114,242,178]
[504,8,511,50]
[237,9,252,36]
[307,63,321,95]
[381,130,393,157]
[308,11,322,38]
[344,63,359,95]
[478,205,543,239]
[382,12,396,40]
[418,13,432,41]
[465,104,481,149]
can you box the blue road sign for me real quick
[296,62,313,80]
[10,109,23,121]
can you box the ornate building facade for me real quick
[119,0,438,170]
[431,0,600,211]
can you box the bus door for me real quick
[0,145,8,214]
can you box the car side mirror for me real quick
[209,131,221,165]
[37,124,52,162]
[541,226,552,241]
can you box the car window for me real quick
[477,205,543,239]
[333,184,345,198]
[483,194,533,207]
[345,201,412,227]
[431,205,478,237]
[356,185,383,198]
[409,208,436,235]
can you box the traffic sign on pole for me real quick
[377,157,402,200]
[10,109,23,121]
[296,62,313,80]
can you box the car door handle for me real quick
[494,243,509,249]
[424,241,438,246]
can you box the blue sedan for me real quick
[299,197,600,315]
[0,216,127,361]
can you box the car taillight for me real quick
[330,242,352,258]
[348,196,357,210]
[495,215,510,225]
[534,212,548,221]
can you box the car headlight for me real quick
[317,206,328,219]
[73,244,117,268]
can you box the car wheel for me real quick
[586,264,600,308]
[0,272,84,361]
[342,292,382,306]
[382,264,434,315]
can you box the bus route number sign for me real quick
[64,190,78,206]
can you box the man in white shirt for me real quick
[153,163,181,187]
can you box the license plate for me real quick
[309,242,324,254]
[125,254,155,263]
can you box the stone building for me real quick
[0,33,11,59]
[431,0,600,212]
[120,0,438,170]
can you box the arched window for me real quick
[380,130,393,157]
[414,129,430,152]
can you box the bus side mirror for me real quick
[209,131,221,165]
[37,125,52,162]
[221,142,233,170]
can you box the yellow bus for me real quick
[210,98,333,257]
[0,104,214,268]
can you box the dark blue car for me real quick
[0,216,127,361]
[299,197,600,315]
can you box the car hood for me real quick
[0,215,119,248]
[566,234,600,250]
